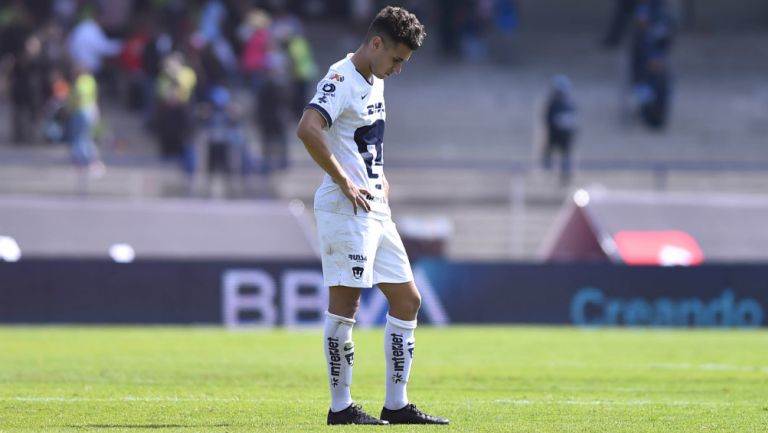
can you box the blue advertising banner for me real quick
[1,260,766,327]
[418,260,767,327]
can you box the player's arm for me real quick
[382,173,390,203]
[296,109,371,214]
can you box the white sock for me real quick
[384,313,417,410]
[324,311,356,412]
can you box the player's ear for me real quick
[371,35,383,51]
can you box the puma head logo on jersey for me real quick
[352,266,364,280]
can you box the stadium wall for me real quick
[1,260,765,328]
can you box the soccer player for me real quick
[296,6,449,426]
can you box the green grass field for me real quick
[1,326,767,432]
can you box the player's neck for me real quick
[350,49,373,84]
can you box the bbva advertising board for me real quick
[0,260,765,327]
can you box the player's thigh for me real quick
[315,210,382,288]
[373,219,414,286]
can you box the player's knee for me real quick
[329,296,360,318]
[411,291,422,313]
[340,297,361,318]
[400,291,421,317]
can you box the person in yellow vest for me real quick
[156,52,197,105]
[155,52,197,159]
[68,64,105,175]
[287,32,317,117]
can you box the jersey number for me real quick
[354,120,385,180]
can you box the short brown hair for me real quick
[366,6,426,50]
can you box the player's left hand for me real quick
[340,178,372,214]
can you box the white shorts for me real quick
[315,210,413,288]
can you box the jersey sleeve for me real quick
[305,71,350,129]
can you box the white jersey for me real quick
[306,54,390,220]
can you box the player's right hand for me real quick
[340,178,372,214]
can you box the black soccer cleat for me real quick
[380,403,450,425]
[327,403,389,425]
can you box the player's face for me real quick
[371,37,412,79]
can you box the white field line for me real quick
[645,363,768,373]
[546,361,768,373]
[493,399,757,406]
[2,397,284,403]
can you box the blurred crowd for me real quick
[0,0,316,187]
[603,0,677,130]
[538,0,677,185]
[434,0,519,63]
[1,0,685,196]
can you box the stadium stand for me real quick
[1,2,766,261]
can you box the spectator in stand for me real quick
[8,35,46,144]
[198,0,227,43]
[286,29,318,118]
[68,8,122,74]
[270,1,303,44]
[486,0,518,63]
[154,0,188,39]
[96,0,133,38]
[194,39,229,103]
[36,21,71,140]
[118,18,151,110]
[602,0,637,49]
[637,54,672,130]
[256,59,291,174]
[494,0,518,36]
[629,0,674,84]
[541,75,578,186]
[68,64,105,175]
[0,1,33,61]
[155,52,196,159]
[628,0,675,129]
[200,85,251,196]
[140,21,175,128]
[458,0,491,62]
[196,0,238,85]
[42,67,71,143]
[38,20,69,72]
[239,9,271,98]
[52,0,80,30]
